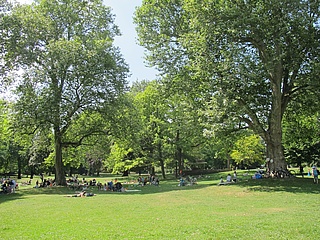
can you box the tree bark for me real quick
[175,129,183,176]
[265,65,287,171]
[54,129,66,186]
[158,141,166,179]
[17,156,22,179]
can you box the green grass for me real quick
[1,172,320,239]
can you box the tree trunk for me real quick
[177,147,183,175]
[175,129,183,176]
[54,129,66,186]
[122,170,128,176]
[265,70,287,172]
[17,156,22,179]
[30,165,34,179]
[266,135,286,172]
[158,141,166,179]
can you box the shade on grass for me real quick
[1,174,319,239]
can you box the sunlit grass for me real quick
[1,172,319,239]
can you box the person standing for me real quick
[11,179,16,193]
[312,166,318,184]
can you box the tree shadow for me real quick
[0,186,71,204]
[0,179,212,201]
[235,177,320,194]
[0,192,26,204]
[1,175,318,203]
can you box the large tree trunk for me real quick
[266,135,286,172]
[266,68,287,172]
[54,130,66,186]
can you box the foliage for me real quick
[135,0,320,171]
[1,0,129,184]
[231,134,265,166]
[0,100,10,173]
[106,142,144,174]
[283,93,320,166]
[110,80,209,176]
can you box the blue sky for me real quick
[17,0,158,84]
[104,0,158,83]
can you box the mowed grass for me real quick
[1,172,320,240]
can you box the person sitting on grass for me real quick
[107,180,113,190]
[1,181,9,193]
[253,171,263,179]
[219,177,224,184]
[178,178,185,186]
[113,182,123,192]
[34,180,39,188]
[143,177,148,186]
[226,174,232,182]
[97,181,103,190]
[153,176,160,186]
[233,171,237,182]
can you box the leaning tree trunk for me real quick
[54,129,66,186]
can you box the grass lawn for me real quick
[1,171,320,240]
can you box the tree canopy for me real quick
[0,0,129,184]
[0,0,319,180]
[134,0,320,171]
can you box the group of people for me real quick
[178,175,198,186]
[0,178,17,194]
[66,176,136,192]
[137,174,160,186]
[34,178,55,188]
[104,180,125,192]
[218,171,237,185]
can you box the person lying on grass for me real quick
[65,191,96,197]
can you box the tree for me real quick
[0,0,13,84]
[282,90,320,166]
[0,99,29,177]
[105,81,168,177]
[1,0,129,185]
[130,79,206,177]
[135,0,320,171]
[132,80,167,177]
[0,100,11,174]
[231,134,265,167]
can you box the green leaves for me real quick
[135,0,320,170]
[231,134,265,166]
[0,0,129,184]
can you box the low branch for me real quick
[61,130,110,148]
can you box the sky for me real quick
[104,0,157,82]
[104,0,158,83]
[16,0,158,84]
